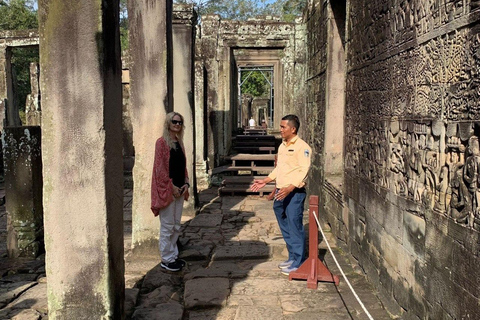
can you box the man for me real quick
[251,114,312,275]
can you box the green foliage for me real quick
[241,71,271,98]
[0,0,37,30]
[120,0,129,52]
[11,47,39,113]
[173,0,305,21]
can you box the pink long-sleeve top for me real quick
[151,137,189,216]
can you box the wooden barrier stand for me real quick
[289,195,340,289]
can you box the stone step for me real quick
[211,165,275,175]
[226,154,276,162]
[218,185,276,196]
[232,146,275,154]
[222,176,274,184]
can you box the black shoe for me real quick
[160,260,183,272]
[176,258,186,267]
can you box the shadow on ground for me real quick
[124,187,277,319]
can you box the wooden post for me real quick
[289,195,340,289]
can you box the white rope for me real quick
[312,210,375,320]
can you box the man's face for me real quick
[280,120,295,140]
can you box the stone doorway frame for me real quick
[232,47,285,133]
[0,30,39,130]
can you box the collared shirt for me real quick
[268,135,312,188]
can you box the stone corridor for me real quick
[0,183,392,319]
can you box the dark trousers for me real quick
[273,188,306,268]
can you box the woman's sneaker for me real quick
[175,258,187,268]
[161,260,183,272]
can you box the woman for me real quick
[151,112,190,272]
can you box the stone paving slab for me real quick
[184,261,249,280]
[8,308,43,320]
[0,282,36,309]
[131,302,183,320]
[184,278,230,309]
[212,243,271,261]
[3,283,47,314]
[221,197,247,210]
[234,305,284,320]
[187,307,237,320]
[188,214,223,227]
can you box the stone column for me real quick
[39,0,124,318]
[0,44,7,132]
[173,5,197,215]
[199,15,220,169]
[324,1,345,176]
[128,0,173,254]
[25,62,41,126]
[4,126,43,258]
[5,48,21,127]
[194,47,209,190]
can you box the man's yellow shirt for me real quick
[268,135,312,189]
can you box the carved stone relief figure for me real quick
[435,165,449,212]
[450,163,471,224]
[445,146,465,216]
[463,136,480,227]
[413,134,427,201]
[390,142,407,195]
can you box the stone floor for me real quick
[0,186,394,320]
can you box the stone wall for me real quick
[303,0,328,195]
[305,0,480,318]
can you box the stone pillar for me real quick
[128,0,173,254]
[25,62,41,126]
[4,126,43,258]
[5,48,21,127]
[324,1,345,177]
[173,5,197,215]
[0,44,7,131]
[199,15,221,169]
[39,0,124,318]
[194,38,209,190]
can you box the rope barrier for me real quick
[311,210,375,320]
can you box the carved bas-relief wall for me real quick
[305,0,480,319]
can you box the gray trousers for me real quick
[159,195,184,263]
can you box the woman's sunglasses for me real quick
[171,120,183,125]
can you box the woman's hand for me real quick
[173,186,182,198]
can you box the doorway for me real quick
[237,65,274,129]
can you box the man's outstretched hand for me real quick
[251,179,266,192]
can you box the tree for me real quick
[0,0,37,30]
[174,0,305,21]
[120,0,128,52]
[241,70,271,98]
[0,0,38,123]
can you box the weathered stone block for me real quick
[392,277,410,311]
[3,126,43,258]
[403,212,426,258]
